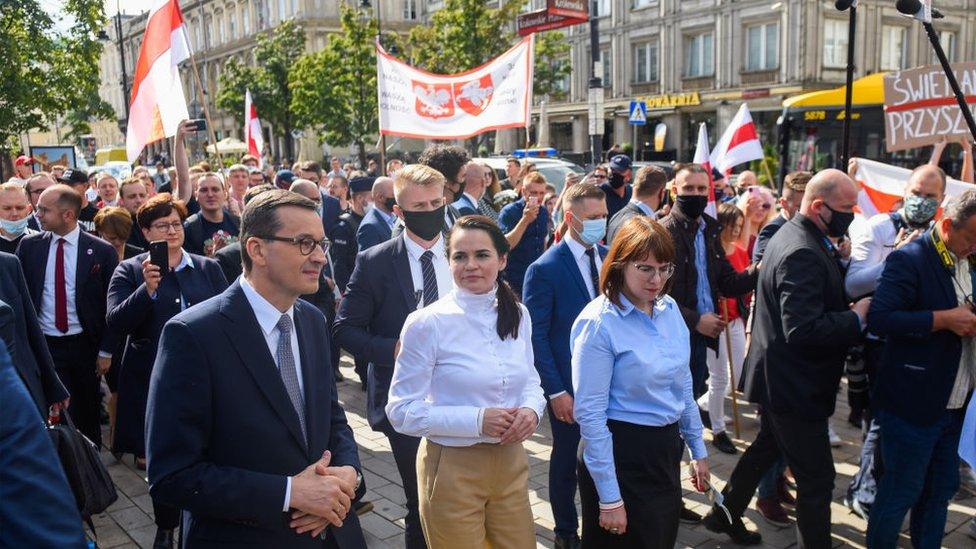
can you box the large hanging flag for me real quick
[376,36,534,140]
[244,89,264,167]
[693,123,718,218]
[851,157,973,218]
[125,0,191,162]
[710,103,764,174]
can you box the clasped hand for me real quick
[288,450,358,537]
[482,407,538,444]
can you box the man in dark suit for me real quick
[16,185,117,446]
[752,171,810,264]
[147,189,366,548]
[523,183,608,549]
[703,170,871,546]
[293,161,342,238]
[450,160,487,216]
[606,164,667,244]
[0,342,87,548]
[331,177,371,293]
[0,252,68,417]
[865,190,976,548]
[335,164,454,549]
[355,177,395,251]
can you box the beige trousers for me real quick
[416,439,536,549]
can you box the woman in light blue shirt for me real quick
[571,216,709,548]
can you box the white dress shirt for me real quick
[947,253,976,410]
[39,225,83,336]
[386,286,547,446]
[240,276,305,512]
[402,233,453,307]
[846,211,903,298]
[565,234,604,299]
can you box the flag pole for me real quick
[720,299,742,439]
[187,53,225,168]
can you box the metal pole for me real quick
[840,4,856,170]
[376,1,387,176]
[922,22,976,143]
[188,53,225,167]
[587,1,602,168]
[116,0,130,121]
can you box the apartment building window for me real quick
[554,59,570,96]
[404,0,418,20]
[215,11,225,44]
[255,0,268,29]
[633,0,654,7]
[633,41,659,83]
[881,25,908,71]
[242,4,250,34]
[684,32,714,78]
[602,47,612,87]
[933,30,956,63]
[823,19,847,69]
[228,7,237,39]
[595,0,611,17]
[745,22,778,71]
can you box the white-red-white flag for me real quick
[125,0,191,163]
[710,103,764,174]
[244,89,264,167]
[376,36,534,140]
[693,123,718,218]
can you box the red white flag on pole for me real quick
[125,0,191,162]
[244,89,264,167]
[376,36,534,140]
[709,103,764,174]
[693,123,718,218]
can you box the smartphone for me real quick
[149,240,169,272]
[185,118,207,132]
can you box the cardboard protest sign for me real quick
[883,62,976,151]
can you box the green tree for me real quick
[289,4,377,167]
[216,19,305,162]
[0,0,112,175]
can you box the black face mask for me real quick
[384,197,396,211]
[609,172,626,189]
[453,181,467,202]
[676,194,708,219]
[819,204,855,238]
[402,205,445,241]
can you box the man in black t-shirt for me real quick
[58,169,99,233]
[182,173,239,256]
[119,177,151,248]
[599,154,633,221]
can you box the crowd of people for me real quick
[3,125,976,549]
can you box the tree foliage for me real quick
[406,0,524,74]
[216,19,305,161]
[533,31,572,101]
[0,0,112,153]
[289,4,377,167]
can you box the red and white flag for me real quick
[376,36,534,140]
[709,103,764,174]
[244,89,264,167]
[693,123,718,218]
[851,157,973,218]
[125,0,191,162]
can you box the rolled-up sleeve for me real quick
[571,316,621,505]
[386,312,483,438]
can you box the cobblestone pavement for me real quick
[89,356,976,548]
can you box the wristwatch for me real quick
[355,470,363,491]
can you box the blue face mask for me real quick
[0,215,29,237]
[576,216,606,246]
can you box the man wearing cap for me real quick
[600,154,634,221]
[57,169,99,233]
[753,171,810,264]
[274,169,297,191]
[356,177,396,252]
[332,176,372,293]
[607,165,667,244]
[10,156,34,185]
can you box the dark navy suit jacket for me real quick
[16,230,118,354]
[319,189,341,239]
[523,240,607,397]
[0,252,67,415]
[355,206,394,252]
[0,342,86,548]
[498,199,549,295]
[146,281,366,548]
[868,231,963,426]
[334,235,418,431]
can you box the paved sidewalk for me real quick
[89,355,976,548]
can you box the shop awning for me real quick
[782,72,888,109]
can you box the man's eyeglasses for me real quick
[634,262,675,280]
[150,221,184,232]
[258,235,330,256]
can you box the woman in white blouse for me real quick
[386,215,546,549]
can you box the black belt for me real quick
[44,333,87,342]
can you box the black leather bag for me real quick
[47,412,118,529]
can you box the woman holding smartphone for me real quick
[572,216,709,548]
[106,193,227,548]
[387,215,546,548]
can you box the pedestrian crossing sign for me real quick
[629,101,647,125]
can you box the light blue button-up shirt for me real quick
[694,218,715,315]
[571,293,707,505]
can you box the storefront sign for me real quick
[742,88,770,100]
[517,0,588,36]
[643,92,702,110]
[883,62,976,151]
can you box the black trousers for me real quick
[578,421,682,549]
[385,428,427,549]
[152,497,180,530]
[723,410,835,548]
[46,334,101,448]
[323,298,341,375]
